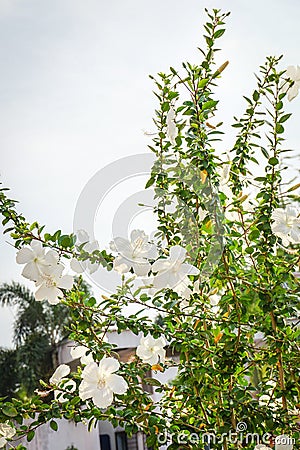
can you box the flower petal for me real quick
[16,247,33,264]
[153,272,172,289]
[286,65,297,80]
[99,357,120,374]
[21,262,42,282]
[81,352,94,365]
[44,250,59,265]
[152,259,170,273]
[180,263,200,277]
[43,262,64,278]
[113,256,131,274]
[76,229,90,244]
[169,245,186,263]
[81,362,100,384]
[70,345,87,359]
[92,387,114,408]
[132,261,151,277]
[58,275,74,290]
[50,364,70,384]
[130,229,147,242]
[87,261,99,274]
[30,240,44,257]
[79,380,96,401]
[288,84,299,102]
[70,258,85,273]
[111,237,132,257]
[35,285,62,304]
[108,374,128,395]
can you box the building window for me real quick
[115,431,128,450]
[100,434,111,450]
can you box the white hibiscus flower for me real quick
[0,422,16,448]
[271,206,300,246]
[110,230,157,276]
[281,65,300,101]
[152,245,199,291]
[16,240,58,282]
[35,263,74,305]
[79,357,128,409]
[136,335,166,366]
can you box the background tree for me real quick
[0,278,90,397]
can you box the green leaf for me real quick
[27,430,35,442]
[59,235,72,248]
[2,406,18,417]
[253,90,259,101]
[268,157,279,166]
[161,102,170,112]
[279,113,292,123]
[202,100,218,110]
[249,229,260,241]
[144,377,162,386]
[214,29,225,39]
[145,177,155,189]
[50,420,58,431]
[260,147,269,159]
[198,78,208,89]
[275,123,284,134]
[168,91,179,100]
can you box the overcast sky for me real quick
[0,0,299,347]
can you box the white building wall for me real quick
[17,419,101,450]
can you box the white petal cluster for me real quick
[0,422,16,448]
[16,241,74,304]
[79,357,128,408]
[110,230,157,276]
[49,364,76,403]
[70,229,100,275]
[70,345,95,365]
[166,107,178,145]
[281,66,300,101]
[271,206,300,246]
[152,245,199,291]
[136,334,166,366]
